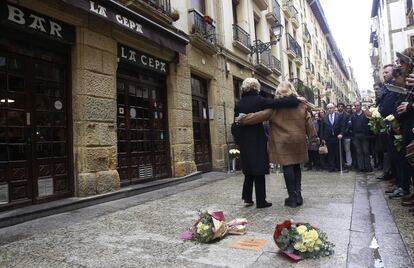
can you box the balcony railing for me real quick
[140,0,171,16]
[271,56,282,73]
[303,23,311,42]
[252,40,272,69]
[271,0,282,23]
[189,9,216,45]
[283,0,298,21]
[291,78,314,103]
[233,24,250,48]
[286,33,302,60]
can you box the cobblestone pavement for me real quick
[0,171,412,268]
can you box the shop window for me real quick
[233,77,242,101]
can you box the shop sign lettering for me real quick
[89,1,143,34]
[118,44,167,74]
[1,2,75,43]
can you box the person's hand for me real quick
[337,134,343,139]
[235,113,246,123]
[406,73,414,87]
[397,102,409,114]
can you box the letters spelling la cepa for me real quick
[89,1,143,34]
[7,4,63,38]
[120,46,167,73]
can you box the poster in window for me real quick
[0,184,8,204]
[203,107,208,119]
[38,177,53,197]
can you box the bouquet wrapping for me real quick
[274,220,335,261]
[180,211,247,243]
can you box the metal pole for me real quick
[223,101,231,173]
[339,138,343,174]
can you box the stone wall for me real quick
[72,17,120,196]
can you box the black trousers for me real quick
[308,150,319,169]
[282,164,301,193]
[242,175,266,205]
[353,135,372,171]
[386,135,411,192]
[326,139,340,170]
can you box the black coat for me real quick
[350,112,370,137]
[320,112,344,142]
[234,91,299,175]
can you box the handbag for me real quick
[318,144,328,155]
[405,141,414,166]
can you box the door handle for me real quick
[26,112,31,126]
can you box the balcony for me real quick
[251,40,273,75]
[266,0,281,24]
[271,56,282,75]
[232,24,251,53]
[118,0,173,24]
[140,0,171,15]
[291,78,315,103]
[302,23,311,43]
[282,0,299,27]
[253,0,269,11]
[189,9,217,55]
[305,57,312,74]
[286,34,302,63]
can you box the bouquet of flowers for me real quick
[274,220,335,261]
[367,107,386,134]
[180,210,247,243]
[229,149,240,159]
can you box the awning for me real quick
[62,0,189,54]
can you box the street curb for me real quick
[0,172,202,228]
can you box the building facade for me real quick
[370,0,414,83]
[0,0,357,211]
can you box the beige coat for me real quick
[240,103,318,166]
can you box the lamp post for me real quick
[250,23,284,54]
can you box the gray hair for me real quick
[241,77,261,92]
[326,103,335,109]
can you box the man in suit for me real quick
[351,101,373,172]
[320,103,344,171]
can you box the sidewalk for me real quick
[0,170,411,267]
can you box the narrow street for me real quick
[0,170,412,268]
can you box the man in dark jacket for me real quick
[234,77,300,208]
[351,101,372,172]
[320,103,344,171]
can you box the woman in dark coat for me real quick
[234,78,299,208]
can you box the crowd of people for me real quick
[233,47,414,215]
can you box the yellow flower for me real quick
[316,239,322,245]
[303,229,319,243]
[294,242,307,253]
[314,246,320,251]
[296,225,307,235]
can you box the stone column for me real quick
[72,21,120,196]
[167,53,197,177]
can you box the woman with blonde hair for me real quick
[234,78,300,208]
[237,81,318,207]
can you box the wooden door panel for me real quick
[117,71,170,185]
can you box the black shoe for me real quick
[257,201,272,208]
[296,191,303,206]
[244,200,254,207]
[284,192,298,208]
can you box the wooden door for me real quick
[191,75,212,172]
[0,49,71,210]
[117,69,170,185]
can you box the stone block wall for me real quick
[72,19,120,196]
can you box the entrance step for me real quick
[0,172,202,228]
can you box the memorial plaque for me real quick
[0,184,9,204]
[229,237,268,251]
[38,178,54,197]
